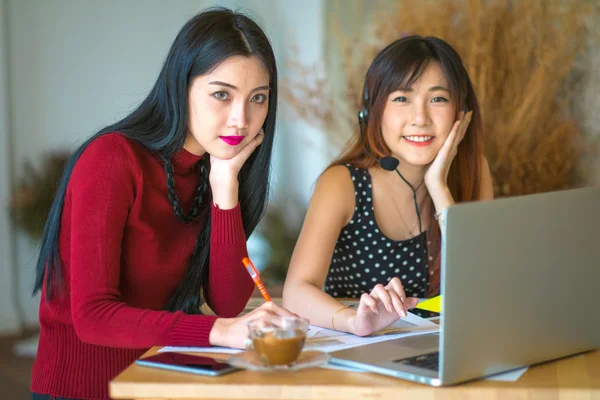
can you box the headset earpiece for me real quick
[358,83,370,125]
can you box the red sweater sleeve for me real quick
[68,140,221,349]
[208,204,254,317]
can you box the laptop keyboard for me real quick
[393,352,440,371]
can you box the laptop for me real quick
[329,186,600,386]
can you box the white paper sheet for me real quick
[302,312,438,353]
[317,362,529,380]
[319,363,366,372]
[159,346,242,354]
[158,297,528,382]
[484,367,528,381]
[159,311,438,355]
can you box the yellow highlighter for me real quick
[413,295,442,313]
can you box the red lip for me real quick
[219,136,244,146]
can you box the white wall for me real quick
[3,0,328,329]
[0,0,22,335]
[256,0,329,226]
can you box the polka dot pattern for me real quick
[324,166,429,300]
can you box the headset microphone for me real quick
[358,82,429,295]
[357,111,399,171]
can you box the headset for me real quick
[357,79,429,295]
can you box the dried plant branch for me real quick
[283,0,599,197]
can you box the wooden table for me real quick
[110,347,600,399]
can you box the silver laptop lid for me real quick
[440,186,600,384]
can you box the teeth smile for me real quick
[404,136,433,142]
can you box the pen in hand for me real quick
[242,257,272,302]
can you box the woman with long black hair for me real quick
[30,7,292,399]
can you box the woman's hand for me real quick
[209,130,264,209]
[209,301,298,349]
[350,278,418,337]
[424,111,472,191]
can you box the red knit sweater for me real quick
[31,133,253,399]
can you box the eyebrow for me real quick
[397,85,451,93]
[209,81,270,92]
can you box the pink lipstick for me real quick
[219,136,244,146]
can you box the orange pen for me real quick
[242,257,272,302]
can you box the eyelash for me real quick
[392,96,449,103]
[212,91,230,101]
[251,94,267,104]
[211,91,268,104]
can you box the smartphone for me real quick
[413,309,440,319]
[135,353,240,376]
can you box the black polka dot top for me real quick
[324,165,430,300]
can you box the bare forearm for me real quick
[208,318,229,347]
[211,181,239,210]
[282,281,356,332]
[428,184,455,232]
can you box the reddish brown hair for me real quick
[331,36,484,296]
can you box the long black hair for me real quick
[33,7,278,314]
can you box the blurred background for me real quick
[0,0,598,396]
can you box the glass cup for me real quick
[248,316,309,366]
